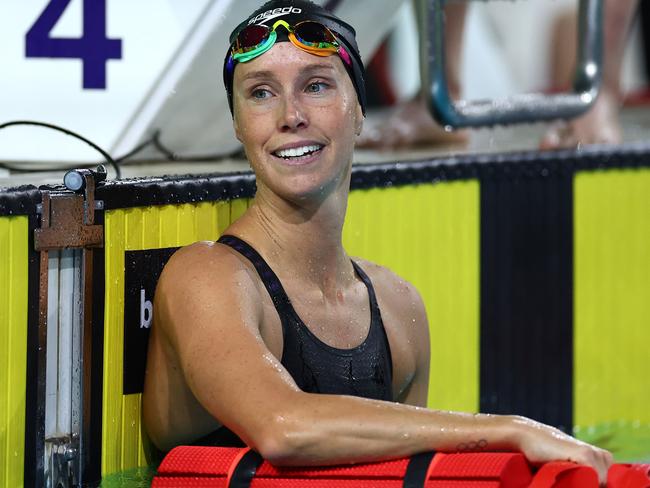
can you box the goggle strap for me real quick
[338,45,352,66]
[272,19,291,31]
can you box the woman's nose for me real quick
[278,96,308,132]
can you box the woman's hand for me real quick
[510,416,613,485]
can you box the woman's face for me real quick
[232,41,363,203]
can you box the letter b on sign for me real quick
[123,247,178,394]
[140,289,152,328]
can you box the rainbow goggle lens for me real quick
[227,20,352,70]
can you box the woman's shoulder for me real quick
[352,258,426,319]
[162,239,251,278]
[156,239,264,311]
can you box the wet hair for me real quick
[223,0,367,116]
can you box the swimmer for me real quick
[142,1,612,483]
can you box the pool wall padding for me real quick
[102,199,244,475]
[574,169,650,430]
[0,182,43,488]
[0,216,29,488]
[2,145,650,486]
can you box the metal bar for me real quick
[57,250,76,437]
[71,249,83,472]
[79,247,95,485]
[45,252,60,440]
[34,194,50,488]
[79,172,99,486]
[418,0,603,128]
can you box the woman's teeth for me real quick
[275,145,322,159]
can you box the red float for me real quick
[152,446,650,488]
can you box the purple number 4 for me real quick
[26,0,122,89]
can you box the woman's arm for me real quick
[150,242,612,483]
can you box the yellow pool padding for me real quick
[574,168,650,430]
[102,200,238,475]
[0,216,28,488]
[102,182,480,475]
[343,181,480,413]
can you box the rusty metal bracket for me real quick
[33,167,106,486]
[35,170,103,251]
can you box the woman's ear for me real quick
[355,104,364,136]
[233,111,243,143]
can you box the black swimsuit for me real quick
[193,235,394,446]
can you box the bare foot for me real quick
[357,98,469,149]
[540,90,623,150]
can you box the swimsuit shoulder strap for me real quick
[217,235,292,311]
[350,260,381,314]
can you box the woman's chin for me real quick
[273,178,340,205]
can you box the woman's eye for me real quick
[306,81,328,93]
[251,88,271,99]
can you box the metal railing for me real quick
[417,0,604,128]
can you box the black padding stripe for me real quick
[403,451,436,488]
[229,449,264,488]
[479,167,573,432]
[23,214,43,487]
[3,144,649,214]
[0,185,40,216]
[85,217,106,485]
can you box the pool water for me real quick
[576,422,650,464]
[100,466,156,488]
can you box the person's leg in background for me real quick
[357,1,469,149]
[358,0,642,151]
[541,0,640,149]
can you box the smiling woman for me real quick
[232,45,362,201]
[141,0,613,483]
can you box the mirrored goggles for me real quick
[227,20,352,68]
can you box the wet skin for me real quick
[144,41,428,447]
[143,42,613,484]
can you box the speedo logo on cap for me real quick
[248,7,302,25]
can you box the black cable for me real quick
[0,120,122,179]
[113,131,160,163]
[152,131,177,160]
[0,120,245,176]
[149,130,245,162]
[114,129,242,164]
[0,161,96,173]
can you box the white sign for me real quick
[0,0,211,162]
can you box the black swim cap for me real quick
[223,0,367,116]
